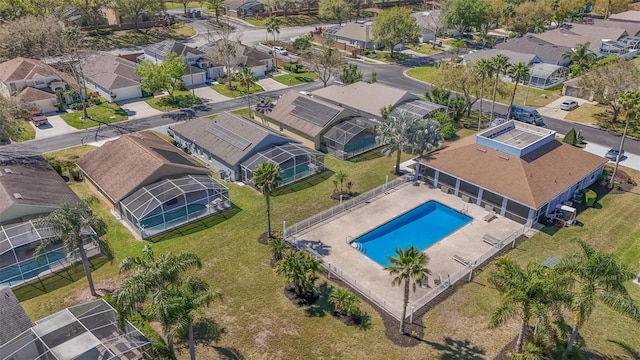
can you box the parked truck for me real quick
[509,104,545,126]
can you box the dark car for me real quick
[605,148,624,161]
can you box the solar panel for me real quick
[291,97,340,127]
[207,122,252,150]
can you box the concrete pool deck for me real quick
[289,183,524,314]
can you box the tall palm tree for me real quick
[275,250,322,296]
[237,67,258,117]
[555,239,640,352]
[564,42,596,77]
[265,15,281,42]
[505,62,530,120]
[377,110,422,174]
[165,277,222,360]
[114,244,202,355]
[253,162,283,239]
[384,246,431,334]
[474,59,494,131]
[610,90,640,188]
[489,54,511,121]
[488,257,570,354]
[207,0,223,23]
[329,287,361,318]
[501,4,516,43]
[35,202,112,297]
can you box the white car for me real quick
[273,46,288,56]
[560,100,579,111]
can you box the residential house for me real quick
[463,49,542,66]
[530,23,628,55]
[142,40,209,86]
[325,22,380,50]
[0,57,78,113]
[205,40,274,78]
[495,36,571,66]
[82,52,142,102]
[0,297,153,359]
[77,132,230,239]
[416,121,608,225]
[413,10,442,43]
[170,113,325,187]
[608,10,640,23]
[0,286,32,346]
[224,0,264,17]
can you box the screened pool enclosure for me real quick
[0,299,152,360]
[0,220,99,287]
[527,63,569,89]
[241,143,325,187]
[322,118,380,160]
[117,174,230,239]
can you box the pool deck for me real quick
[289,183,523,313]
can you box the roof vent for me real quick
[4,168,13,174]
[476,148,487,153]
[499,155,510,161]
[13,193,22,199]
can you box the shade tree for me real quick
[371,7,420,57]
[136,52,186,103]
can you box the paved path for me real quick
[119,100,163,120]
[191,85,232,102]
[32,115,78,140]
[258,77,288,91]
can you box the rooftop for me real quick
[478,121,555,151]
[145,40,204,60]
[266,91,347,137]
[332,22,373,43]
[495,36,571,64]
[0,287,31,346]
[83,52,140,91]
[464,49,540,66]
[0,57,59,83]
[608,10,640,22]
[531,23,628,49]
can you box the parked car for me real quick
[273,46,288,56]
[560,100,579,111]
[605,148,624,161]
[509,104,545,126]
[31,114,49,127]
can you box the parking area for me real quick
[536,95,596,120]
[31,114,78,140]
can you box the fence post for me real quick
[327,263,331,279]
[410,306,415,323]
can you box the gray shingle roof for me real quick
[334,23,373,43]
[592,19,640,37]
[0,286,32,347]
[463,49,540,65]
[171,113,292,167]
[145,40,204,60]
[83,53,140,91]
[495,36,571,65]
[412,10,441,31]
[531,23,627,49]
[267,91,347,137]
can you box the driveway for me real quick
[32,114,78,140]
[192,85,232,103]
[583,142,640,172]
[119,100,163,119]
[258,77,288,91]
[536,95,596,120]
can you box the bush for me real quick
[50,161,63,176]
[292,37,310,52]
[69,168,83,182]
[431,112,456,140]
[584,189,597,206]
[563,128,577,146]
[89,97,103,105]
[68,102,84,111]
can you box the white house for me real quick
[204,41,274,78]
[82,52,142,102]
[142,40,209,86]
[413,10,441,43]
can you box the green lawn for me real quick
[241,14,325,27]
[164,1,202,9]
[272,72,318,86]
[61,102,128,129]
[211,81,264,98]
[7,119,36,142]
[18,139,640,359]
[404,44,443,56]
[145,91,202,112]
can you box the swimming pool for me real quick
[0,251,66,286]
[350,201,472,266]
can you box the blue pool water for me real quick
[0,251,66,286]
[140,203,207,229]
[351,201,472,266]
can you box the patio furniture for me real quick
[453,254,470,266]
[481,234,501,247]
[483,211,497,222]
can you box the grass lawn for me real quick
[272,72,318,86]
[211,81,264,98]
[406,66,561,108]
[145,91,202,112]
[404,44,443,56]
[164,1,201,9]
[7,120,36,142]
[61,102,128,129]
[565,103,610,124]
[230,108,253,118]
[19,139,640,359]
[83,25,195,50]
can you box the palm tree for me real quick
[501,5,516,43]
[265,16,281,42]
[113,244,202,355]
[489,54,511,121]
[610,90,640,188]
[164,277,222,360]
[380,105,394,122]
[505,62,530,120]
[269,237,288,262]
[384,246,431,334]
[475,59,494,131]
[564,42,597,77]
[555,239,640,352]
[207,0,223,23]
[253,162,283,239]
[333,170,348,194]
[237,66,258,117]
[275,250,322,297]
[412,118,444,156]
[35,202,112,297]
[488,257,570,354]
[377,110,422,174]
[329,287,361,318]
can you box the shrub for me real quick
[584,189,597,206]
[68,102,84,110]
[431,112,456,140]
[563,128,577,146]
[69,168,83,182]
[89,97,103,105]
[50,161,63,176]
[292,37,310,52]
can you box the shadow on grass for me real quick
[424,337,486,360]
[156,94,202,109]
[305,282,332,318]
[192,318,225,345]
[348,149,384,163]
[214,346,244,360]
[608,340,640,359]
[272,170,334,196]
[149,206,241,243]
[13,256,110,302]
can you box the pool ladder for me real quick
[350,241,366,254]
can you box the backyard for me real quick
[16,141,640,359]
[83,24,196,50]
[61,102,128,129]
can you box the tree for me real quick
[413,117,444,155]
[555,239,640,352]
[426,87,466,122]
[0,95,33,143]
[430,111,456,140]
[114,245,203,355]
[274,250,322,296]
[0,15,64,62]
[292,37,311,53]
[595,0,631,19]
[563,128,578,146]
[269,237,288,262]
[609,90,640,189]
[253,162,283,239]
[474,58,494,131]
[35,202,112,297]
[384,246,431,334]
[564,42,597,78]
[501,4,515,42]
[311,39,345,87]
[318,0,351,25]
[442,0,491,35]
[265,15,282,42]
[207,0,224,23]
[136,52,186,103]
[377,110,422,174]
[332,170,349,194]
[505,62,530,120]
[489,54,511,121]
[577,59,640,124]
[488,257,569,354]
[339,63,363,84]
[72,0,107,30]
[348,0,372,21]
[237,66,258,117]
[371,7,419,57]
[329,287,361,318]
[435,63,480,117]
[112,0,165,31]
[207,26,243,90]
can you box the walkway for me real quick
[258,77,288,91]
